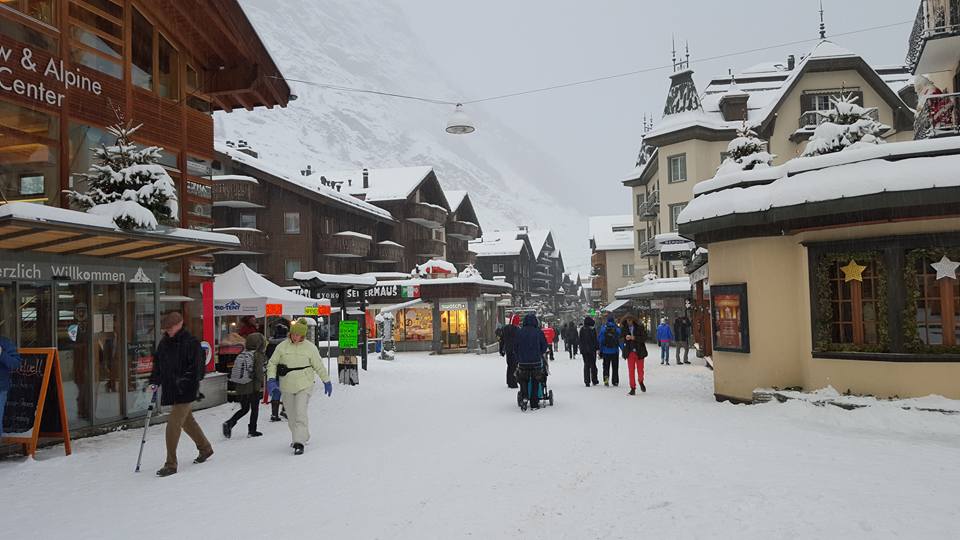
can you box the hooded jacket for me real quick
[234,332,266,396]
[0,336,23,392]
[597,317,622,355]
[499,315,521,358]
[657,322,674,342]
[267,337,330,395]
[150,328,203,406]
[513,313,547,367]
[578,317,598,355]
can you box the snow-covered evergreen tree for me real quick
[717,123,775,175]
[801,93,888,157]
[66,121,178,230]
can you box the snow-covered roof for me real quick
[378,275,513,291]
[316,165,435,203]
[680,138,960,225]
[215,142,393,221]
[443,190,468,212]
[470,231,527,257]
[589,215,634,251]
[527,229,551,258]
[292,271,378,288]
[615,277,691,299]
[334,231,373,240]
[212,174,259,184]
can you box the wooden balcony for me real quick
[406,202,448,229]
[321,234,371,259]
[412,238,445,257]
[214,228,269,254]
[367,242,405,264]
[213,177,267,208]
[449,249,477,267]
[446,220,480,241]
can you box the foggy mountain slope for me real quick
[216,0,590,272]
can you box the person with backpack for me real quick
[657,318,674,365]
[266,319,332,455]
[674,315,693,365]
[149,312,213,477]
[0,335,23,440]
[513,313,548,409]
[223,332,266,439]
[499,314,521,388]
[578,316,599,387]
[621,319,648,395]
[597,315,622,387]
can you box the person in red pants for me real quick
[621,319,648,395]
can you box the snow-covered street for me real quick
[3,351,960,539]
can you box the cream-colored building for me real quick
[588,215,636,306]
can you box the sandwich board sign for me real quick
[1,348,72,457]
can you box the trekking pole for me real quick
[135,388,158,473]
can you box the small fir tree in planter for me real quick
[801,93,888,157]
[716,123,776,176]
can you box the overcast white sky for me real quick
[396,0,918,215]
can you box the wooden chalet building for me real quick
[442,190,481,271]
[470,229,536,305]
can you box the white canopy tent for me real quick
[214,263,329,317]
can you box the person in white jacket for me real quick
[266,319,332,455]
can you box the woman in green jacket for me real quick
[266,319,332,455]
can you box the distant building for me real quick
[588,215,635,306]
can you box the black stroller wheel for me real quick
[516,391,523,408]
[548,389,554,406]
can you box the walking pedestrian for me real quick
[674,315,693,365]
[266,319,333,455]
[150,312,213,477]
[500,314,521,388]
[578,316,599,387]
[266,320,290,422]
[657,318,674,365]
[597,315,621,387]
[621,319,648,395]
[570,322,580,357]
[542,324,556,361]
[0,335,23,440]
[223,332,266,439]
[513,313,548,409]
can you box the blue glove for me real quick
[323,381,333,397]
[267,378,280,401]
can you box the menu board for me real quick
[1,348,72,457]
[710,284,750,354]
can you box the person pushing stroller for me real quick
[513,313,548,409]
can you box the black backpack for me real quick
[194,341,207,381]
[602,325,619,349]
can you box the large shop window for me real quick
[68,0,123,78]
[810,238,960,358]
[0,100,60,205]
[393,308,433,342]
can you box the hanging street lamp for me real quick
[446,103,476,134]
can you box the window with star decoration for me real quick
[812,251,888,353]
[905,248,960,352]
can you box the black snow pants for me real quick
[517,366,545,407]
[227,393,260,433]
[602,352,620,386]
[582,351,599,385]
[506,353,519,388]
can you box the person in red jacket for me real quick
[542,324,556,361]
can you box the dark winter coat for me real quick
[565,323,580,345]
[673,316,692,342]
[150,328,204,406]
[513,313,548,367]
[234,333,266,396]
[621,322,648,358]
[0,336,23,392]
[499,323,520,359]
[597,318,622,356]
[578,317,599,355]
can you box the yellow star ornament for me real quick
[840,260,867,283]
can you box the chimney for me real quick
[235,140,258,158]
[787,55,796,70]
[362,168,369,189]
[348,178,352,187]
[301,165,313,177]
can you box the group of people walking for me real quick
[499,312,694,398]
[148,312,333,478]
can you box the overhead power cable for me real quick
[268,19,914,107]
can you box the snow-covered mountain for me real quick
[217,0,589,273]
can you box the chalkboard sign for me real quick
[1,348,72,457]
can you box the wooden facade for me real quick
[1,0,290,336]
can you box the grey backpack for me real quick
[229,350,255,385]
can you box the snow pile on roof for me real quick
[589,215,634,251]
[458,264,482,279]
[212,174,258,184]
[379,274,513,291]
[716,125,776,176]
[527,229,551,257]
[334,231,373,240]
[680,138,960,225]
[470,231,526,257]
[413,259,458,277]
[443,190,468,213]
[292,271,378,287]
[215,142,393,220]
[615,275,691,299]
[316,165,434,203]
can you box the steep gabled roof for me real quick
[470,230,533,258]
[315,166,437,203]
[589,215,634,251]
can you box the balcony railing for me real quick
[907,0,960,72]
[215,228,269,254]
[915,92,960,139]
[448,249,477,267]
[799,107,880,129]
[213,179,267,208]
[639,238,658,258]
[446,220,480,241]
[367,242,405,264]
[412,237,445,257]
[637,190,660,220]
[406,203,448,229]
[321,235,371,259]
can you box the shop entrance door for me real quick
[93,284,124,421]
[56,283,93,428]
[439,309,468,350]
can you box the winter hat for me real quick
[510,314,521,326]
[290,319,309,338]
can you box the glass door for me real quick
[57,283,92,428]
[440,310,468,349]
[126,283,156,417]
[93,284,123,421]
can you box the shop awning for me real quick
[380,298,425,314]
[0,202,239,261]
[601,299,630,312]
[214,263,329,317]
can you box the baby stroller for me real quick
[516,356,554,411]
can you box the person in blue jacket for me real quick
[657,318,674,365]
[596,315,622,386]
[513,313,548,408]
[0,336,24,439]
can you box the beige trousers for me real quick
[165,403,212,469]
[283,386,314,445]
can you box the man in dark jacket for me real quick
[578,317,599,387]
[674,315,692,365]
[597,315,622,386]
[513,313,548,408]
[150,312,213,477]
[499,314,521,388]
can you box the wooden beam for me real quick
[204,64,259,96]
[211,94,233,113]
[235,92,255,112]
[164,0,232,67]
[0,227,41,243]
[157,246,217,260]
[59,238,129,256]
[11,233,92,252]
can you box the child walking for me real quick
[223,332,266,438]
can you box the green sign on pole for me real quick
[589,308,597,317]
[338,320,360,349]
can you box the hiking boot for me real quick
[193,448,214,464]
[222,421,232,439]
[248,430,263,438]
[280,410,288,419]
[603,378,609,387]
[640,382,646,392]
[628,388,636,396]
[293,443,304,455]
[585,383,590,387]
[270,415,281,422]
[683,360,692,365]
[155,466,177,477]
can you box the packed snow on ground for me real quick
[3,350,960,539]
